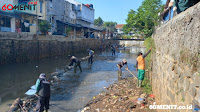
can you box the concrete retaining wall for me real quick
[151,2,200,111]
[119,40,144,47]
[0,33,116,64]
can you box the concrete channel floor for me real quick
[50,47,145,112]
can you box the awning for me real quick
[0,10,38,20]
[56,20,83,28]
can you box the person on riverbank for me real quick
[88,49,94,64]
[111,45,115,56]
[35,73,50,112]
[68,56,82,73]
[117,59,129,80]
[136,47,151,88]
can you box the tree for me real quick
[123,0,163,37]
[39,21,51,34]
[103,21,117,38]
[103,22,117,33]
[94,17,104,26]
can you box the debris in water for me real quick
[82,77,155,112]
[8,98,21,112]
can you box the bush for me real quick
[39,21,51,34]
[142,78,152,94]
[122,35,132,39]
[143,37,155,93]
[144,37,155,70]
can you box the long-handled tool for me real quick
[123,66,137,79]
[19,103,26,112]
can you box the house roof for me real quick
[116,24,125,29]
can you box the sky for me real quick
[75,0,167,24]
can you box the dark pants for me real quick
[88,55,93,64]
[100,48,102,53]
[74,62,82,73]
[117,67,122,80]
[112,50,115,56]
[36,96,50,112]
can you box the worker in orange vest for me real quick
[136,47,151,88]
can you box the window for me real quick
[40,1,42,13]
[18,0,30,4]
[72,4,76,11]
[0,16,11,27]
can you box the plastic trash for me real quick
[138,98,144,101]
[113,95,118,99]
[149,94,155,98]
[141,103,145,107]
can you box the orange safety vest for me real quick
[137,55,145,70]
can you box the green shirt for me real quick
[173,0,199,13]
[35,79,41,94]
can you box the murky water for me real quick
[0,46,146,112]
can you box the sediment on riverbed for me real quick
[81,77,156,112]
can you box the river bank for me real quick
[81,77,155,112]
[0,46,146,112]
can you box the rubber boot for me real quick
[137,79,139,88]
[118,70,122,80]
[74,64,77,73]
[138,80,142,88]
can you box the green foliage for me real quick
[94,17,104,26]
[65,26,72,35]
[144,37,155,70]
[181,98,185,102]
[142,37,155,94]
[103,21,117,33]
[121,35,132,39]
[39,21,51,34]
[142,78,152,94]
[123,0,163,37]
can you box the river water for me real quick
[0,46,146,112]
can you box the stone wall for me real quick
[151,2,200,111]
[0,33,116,64]
[119,40,144,47]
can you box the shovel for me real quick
[123,66,137,79]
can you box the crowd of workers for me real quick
[34,45,151,112]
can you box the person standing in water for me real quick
[111,45,115,56]
[117,59,129,80]
[35,73,50,112]
[68,56,82,73]
[88,49,94,64]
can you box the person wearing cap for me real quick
[35,73,51,112]
[88,49,94,64]
[117,59,129,80]
[136,47,152,88]
[68,56,82,73]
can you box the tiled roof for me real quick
[115,24,125,29]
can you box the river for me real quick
[0,46,146,112]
